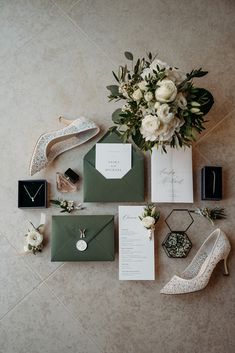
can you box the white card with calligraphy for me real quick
[96,143,132,179]
[151,146,193,203]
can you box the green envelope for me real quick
[83,131,145,202]
[51,215,114,261]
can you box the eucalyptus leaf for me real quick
[106,85,119,96]
[124,51,133,61]
[112,108,123,124]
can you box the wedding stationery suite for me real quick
[119,206,155,280]
[95,143,132,179]
[151,146,193,203]
[83,131,145,202]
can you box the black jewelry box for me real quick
[201,166,222,200]
[18,180,48,208]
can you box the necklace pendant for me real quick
[32,198,34,202]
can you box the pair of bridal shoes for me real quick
[161,228,231,295]
[29,116,99,176]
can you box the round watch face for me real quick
[76,239,87,252]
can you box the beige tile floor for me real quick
[0,1,235,352]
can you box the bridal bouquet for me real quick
[107,52,214,152]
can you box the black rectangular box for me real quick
[18,180,48,208]
[201,166,222,200]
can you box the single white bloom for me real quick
[26,230,43,247]
[144,91,154,102]
[141,68,152,79]
[155,79,177,103]
[142,216,155,228]
[175,92,187,110]
[132,88,143,101]
[157,104,174,124]
[165,67,186,85]
[138,80,148,91]
[158,117,183,142]
[68,201,74,207]
[154,101,161,110]
[140,114,162,142]
[141,115,160,133]
[150,59,169,72]
[60,201,67,207]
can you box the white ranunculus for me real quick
[150,59,169,72]
[138,80,148,91]
[165,67,186,85]
[141,216,155,228]
[144,91,154,102]
[140,114,161,141]
[175,93,187,110]
[26,230,43,247]
[157,104,174,124]
[155,79,177,103]
[132,88,143,101]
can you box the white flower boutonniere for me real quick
[139,204,160,240]
[24,222,44,255]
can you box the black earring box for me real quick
[18,180,48,208]
[201,166,222,200]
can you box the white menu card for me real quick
[119,206,155,281]
[96,143,132,179]
[151,146,193,203]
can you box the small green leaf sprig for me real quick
[194,207,226,225]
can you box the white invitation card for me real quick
[119,206,155,281]
[96,143,132,179]
[151,146,193,203]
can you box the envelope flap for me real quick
[84,130,144,167]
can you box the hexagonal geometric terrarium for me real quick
[162,231,192,258]
[162,209,194,258]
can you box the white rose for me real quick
[141,216,155,228]
[175,93,187,110]
[132,88,143,101]
[138,80,148,91]
[140,114,161,142]
[157,104,174,124]
[155,79,177,103]
[144,91,154,102]
[150,59,169,72]
[165,67,186,85]
[26,230,43,247]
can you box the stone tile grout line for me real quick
[50,0,118,67]
[43,281,105,353]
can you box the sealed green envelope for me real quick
[83,131,145,202]
[51,215,114,261]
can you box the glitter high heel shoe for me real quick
[160,228,231,295]
[29,117,100,176]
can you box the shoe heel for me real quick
[223,255,229,276]
[59,116,73,126]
